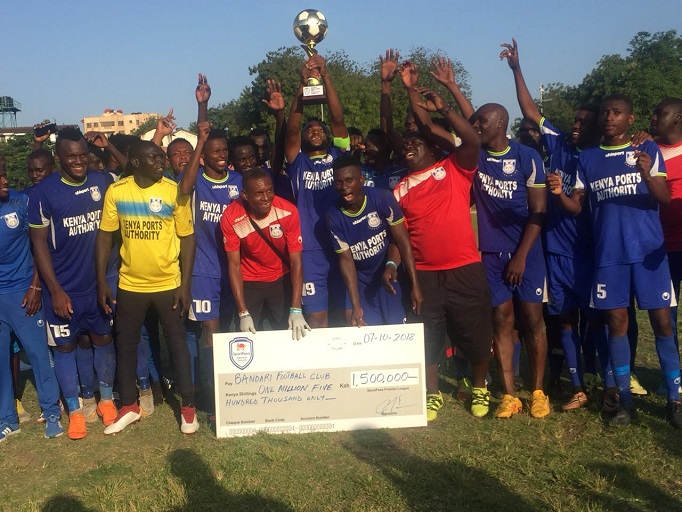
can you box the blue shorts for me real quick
[345,280,406,325]
[546,253,592,315]
[482,247,547,308]
[189,275,233,322]
[591,258,676,310]
[301,249,344,314]
[44,290,113,346]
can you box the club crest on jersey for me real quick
[625,151,637,167]
[3,212,19,229]
[229,337,254,370]
[389,176,401,189]
[269,224,283,238]
[89,186,101,201]
[431,167,446,180]
[503,160,516,175]
[228,185,239,199]
[367,212,381,228]
[149,197,163,213]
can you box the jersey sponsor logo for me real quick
[89,186,101,201]
[367,211,381,228]
[3,212,19,229]
[149,197,163,213]
[625,151,637,167]
[269,224,283,238]
[389,176,401,189]
[503,159,516,175]
[75,188,90,195]
[228,185,239,199]
[431,167,446,180]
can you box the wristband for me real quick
[238,310,251,319]
[29,285,42,291]
[439,105,452,116]
[385,261,397,269]
[289,307,303,314]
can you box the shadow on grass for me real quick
[585,462,682,510]
[42,495,95,512]
[344,430,536,512]
[168,448,294,512]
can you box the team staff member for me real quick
[220,168,309,340]
[395,62,493,420]
[96,140,198,435]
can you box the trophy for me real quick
[293,9,328,104]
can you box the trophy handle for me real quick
[301,42,318,58]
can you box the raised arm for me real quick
[85,132,128,171]
[310,54,348,139]
[151,109,177,148]
[284,79,305,164]
[430,56,475,121]
[196,73,211,124]
[500,38,542,126]
[379,49,405,154]
[400,61,480,170]
[179,121,209,195]
[262,79,286,175]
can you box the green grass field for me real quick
[2,307,681,512]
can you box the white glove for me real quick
[288,312,311,340]
[239,314,257,334]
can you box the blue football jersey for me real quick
[0,190,33,293]
[287,146,347,252]
[577,140,667,267]
[539,118,592,260]
[362,162,408,192]
[326,187,404,285]
[473,140,546,253]
[183,168,242,279]
[27,171,113,296]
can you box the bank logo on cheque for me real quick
[229,337,254,370]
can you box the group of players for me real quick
[1,39,681,443]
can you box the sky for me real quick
[2,0,680,132]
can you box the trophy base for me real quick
[302,84,327,105]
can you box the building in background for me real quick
[140,128,198,150]
[82,109,160,136]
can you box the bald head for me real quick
[651,97,682,143]
[472,103,510,146]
